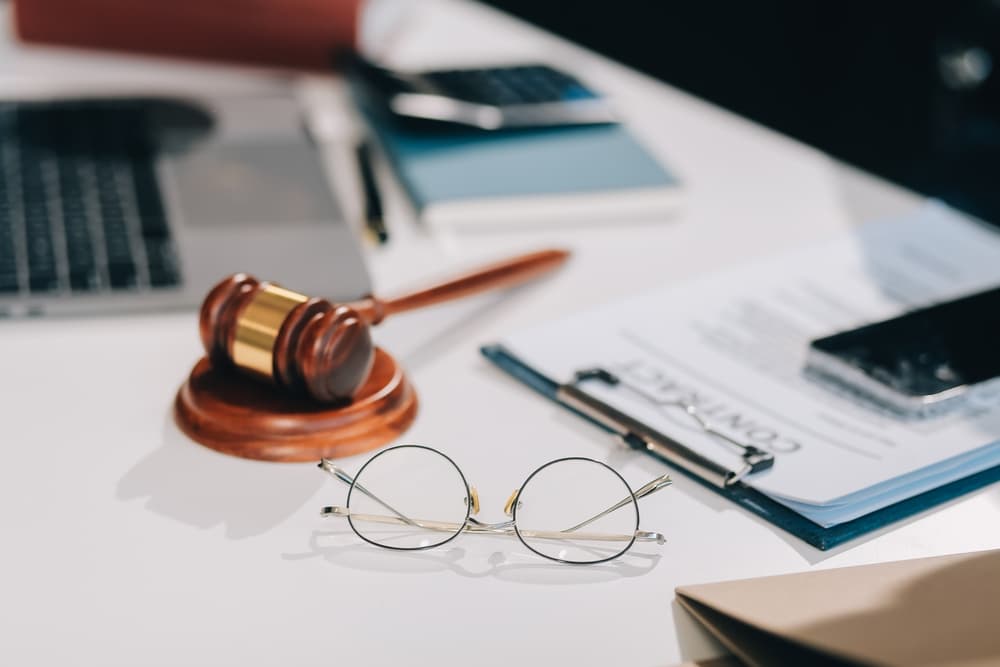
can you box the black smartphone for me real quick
[805,286,1000,417]
[346,57,615,131]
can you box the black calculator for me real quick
[347,58,616,130]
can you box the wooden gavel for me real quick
[199,249,569,403]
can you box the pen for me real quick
[354,139,388,244]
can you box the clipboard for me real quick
[482,344,1000,550]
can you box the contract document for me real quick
[496,206,1000,528]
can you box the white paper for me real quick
[502,205,1000,524]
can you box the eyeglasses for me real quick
[317,445,672,565]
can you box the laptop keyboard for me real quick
[0,101,181,296]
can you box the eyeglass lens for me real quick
[347,445,470,550]
[514,458,639,564]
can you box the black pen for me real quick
[354,139,388,244]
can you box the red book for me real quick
[13,0,363,69]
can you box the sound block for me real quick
[174,347,418,462]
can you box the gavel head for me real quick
[199,274,375,404]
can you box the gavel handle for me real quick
[346,248,570,324]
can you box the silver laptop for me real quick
[0,94,371,317]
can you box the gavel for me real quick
[199,248,568,403]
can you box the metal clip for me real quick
[557,367,775,488]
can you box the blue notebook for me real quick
[364,119,681,227]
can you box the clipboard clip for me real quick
[555,367,775,488]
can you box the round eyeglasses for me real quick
[318,445,671,565]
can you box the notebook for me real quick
[482,205,1000,549]
[361,115,681,228]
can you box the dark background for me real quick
[486,0,1000,225]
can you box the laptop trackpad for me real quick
[167,141,339,228]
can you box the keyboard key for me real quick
[0,248,19,283]
[108,262,137,289]
[64,221,92,261]
[65,230,97,289]
[69,270,100,292]
[0,273,18,292]
[24,202,60,293]
[28,268,59,292]
[130,156,169,237]
[140,213,169,240]
[144,238,180,288]
[0,217,16,267]
[104,224,132,263]
[0,204,18,292]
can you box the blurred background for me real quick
[488,0,1000,226]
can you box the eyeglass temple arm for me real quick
[320,507,665,544]
[317,459,420,528]
[560,473,672,534]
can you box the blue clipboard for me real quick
[481,344,1000,550]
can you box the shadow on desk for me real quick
[113,282,538,540]
[283,529,663,586]
[117,413,322,539]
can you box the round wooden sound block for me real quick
[174,347,418,462]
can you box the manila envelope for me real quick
[676,549,1000,667]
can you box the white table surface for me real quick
[3,2,999,666]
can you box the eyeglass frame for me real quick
[318,444,672,565]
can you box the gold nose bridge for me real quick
[503,488,520,516]
[469,486,481,515]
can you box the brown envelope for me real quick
[676,549,1000,667]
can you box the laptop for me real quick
[0,93,371,317]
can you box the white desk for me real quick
[3,2,999,666]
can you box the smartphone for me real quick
[346,57,616,131]
[805,286,1000,418]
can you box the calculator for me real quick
[347,57,616,130]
